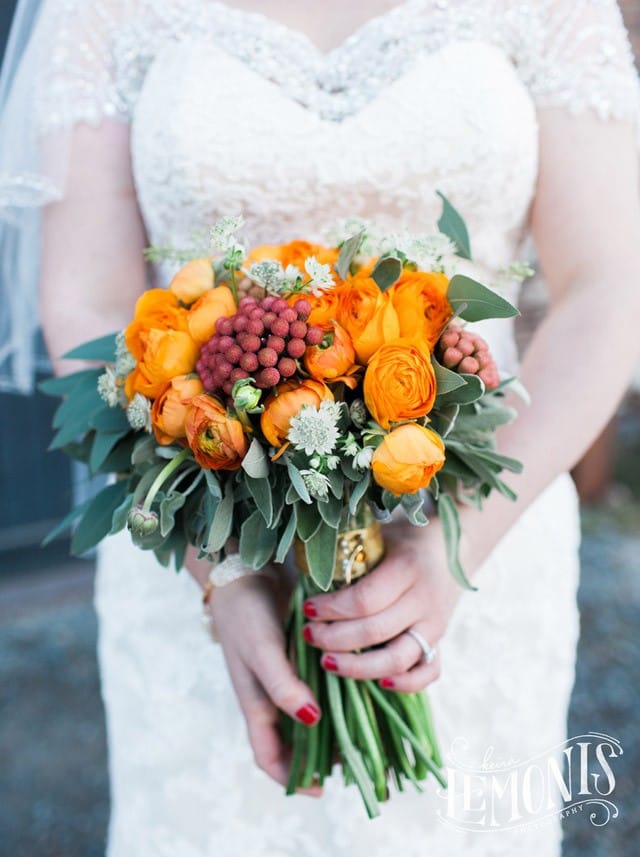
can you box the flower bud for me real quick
[232,378,263,411]
[127,506,160,537]
[349,399,368,427]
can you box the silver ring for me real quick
[406,629,437,665]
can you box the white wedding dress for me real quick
[20,0,639,854]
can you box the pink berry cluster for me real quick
[438,323,500,390]
[196,295,324,395]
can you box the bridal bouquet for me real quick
[42,195,525,817]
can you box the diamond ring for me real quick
[406,628,437,665]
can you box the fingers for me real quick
[314,631,423,680]
[378,654,442,693]
[251,637,322,727]
[303,591,421,652]
[303,548,419,621]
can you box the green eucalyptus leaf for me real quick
[70,480,129,555]
[89,429,129,473]
[242,437,270,479]
[336,230,364,280]
[160,492,186,537]
[371,255,402,291]
[63,332,118,362]
[275,505,298,563]
[438,493,477,591]
[429,403,460,438]
[304,521,338,590]
[447,275,518,322]
[246,475,274,526]
[348,472,371,515]
[204,482,234,552]
[436,191,472,260]
[431,356,468,397]
[287,461,312,504]
[435,373,484,407]
[42,496,93,547]
[89,406,130,433]
[38,368,102,398]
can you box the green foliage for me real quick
[336,230,364,280]
[304,521,339,590]
[371,255,402,290]
[437,493,476,591]
[62,332,118,362]
[70,481,129,555]
[436,191,471,260]
[447,275,518,322]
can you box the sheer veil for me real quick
[0,0,74,393]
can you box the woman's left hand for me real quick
[301,520,464,692]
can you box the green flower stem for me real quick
[229,265,239,304]
[300,650,320,789]
[286,581,308,795]
[141,447,192,512]
[365,682,447,789]
[285,721,306,796]
[419,694,443,769]
[345,679,387,802]
[395,694,430,780]
[326,672,381,819]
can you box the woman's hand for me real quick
[301,520,463,692]
[208,571,323,795]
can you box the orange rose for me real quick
[151,374,205,445]
[337,276,400,363]
[125,328,199,400]
[247,240,339,272]
[184,394,249,470]
[389,271,452,350]
[260,379,333,448]
[125,289,189,361]
[304,322,360,388]
[372,423,445,496]
[169,258,214,305]
[187,285,237,345]
[363,338,437,429]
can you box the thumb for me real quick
[254,638,322,727]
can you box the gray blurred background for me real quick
[0,2,639,855]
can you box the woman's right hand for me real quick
[208,571,323,795]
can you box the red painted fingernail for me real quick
[380,678,395,689]
[303,601,317,618]
[295,703,320,726]
[322,655,338,672]
[302,625,313,644]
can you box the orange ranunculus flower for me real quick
[389,271,452,350]
[296,286,342,328]
[247,240,339,272]
[125,328,199,400]
[371,423,445,496]
[151,374,205,445]
[363,338,437,429]
[304,322,360,388]
[337,276,400,364]
[260,379,333,448]
[184,394,249,470]
[187,285,237,345]
[125,288,189,361]
[169,258,214,305]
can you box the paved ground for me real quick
[0,499,638,856]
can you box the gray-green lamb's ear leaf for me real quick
[63,332,118,362]
[436,190,472,260]
[242,437,270,479]
[296,502,322,542]
[400,492,428,526]
[447,275,518,322]
[371,255,402,291]
[132,435,157,467]
[159,492,186,537]
[434,371,484,407]
[38,368,102,397]
[275,506,298,563]
[286,461,312,504]
[239,509,278,569]
[89,406,130,433]
[304,520,338,591]
[204,482,234,552]
[89,428,130,473]
[42,496,93,547]
[336,230,364,280]
[438,492,477,591]
[70,480,130,556]
[348,472,371,515]
[110,493,135,535]
[246,475,274,526]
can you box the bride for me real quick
[1,0,639,854]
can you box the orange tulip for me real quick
[304,322,360,388]
[125,328,199,400]
[184,394,249,470]
[363,338,437,429]
[169,258,215,305]
[337,276,400,364]
[372,423,445,496]
[260,379,333,448]
[389,271,452,350]
[151,374,205,445]
[187,285,237,345]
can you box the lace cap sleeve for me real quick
[509,0,639,123]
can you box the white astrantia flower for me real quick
[326,455,340,471]
[114,331,136,379]
[300,469,331,500]
[354,446,374,471]
[210,214,245,253]
[287,400,342,457]
[97,366,123,408]
[392,232,457,270]
[248,259,286,291]
[304,256,335,295]
[126,393,153,433]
